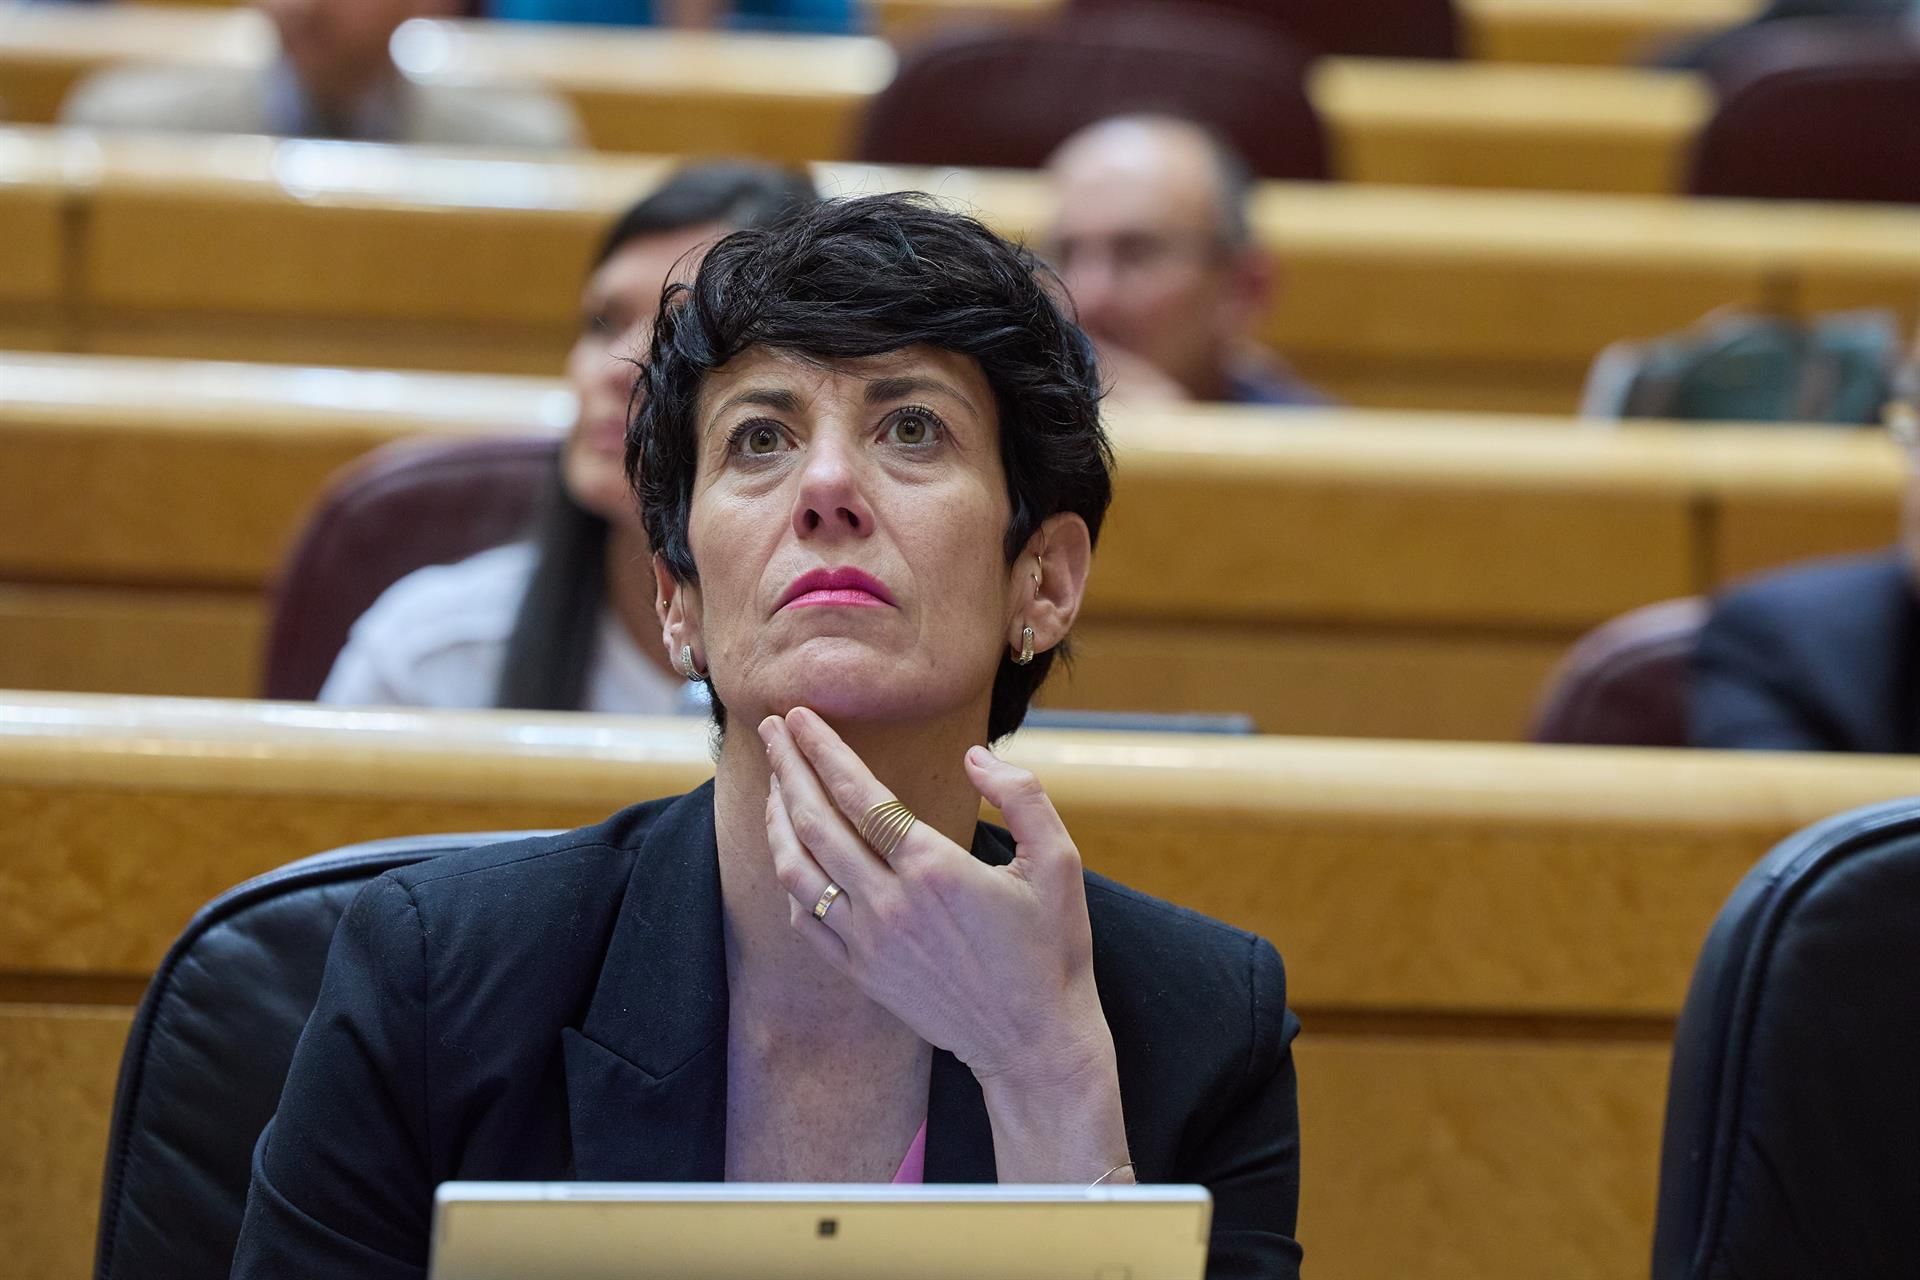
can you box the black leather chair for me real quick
[92,832,550,1280]
[1651,797,1920,1279]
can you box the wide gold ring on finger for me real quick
[811,881,844,922]
[860,798,917,862]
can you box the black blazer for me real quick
[1692,549,1920,754]
[229,783,1303,1279]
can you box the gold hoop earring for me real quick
[679,644,708,682]
[1013,625,1035,666]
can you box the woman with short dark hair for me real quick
[235,193,1303,1280]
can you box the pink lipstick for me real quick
[778,567,896,611]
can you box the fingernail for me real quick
[967,746,991,766]
[758,716,779,746]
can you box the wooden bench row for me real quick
[6,4,1718,195]
[0,351,1904,738]
[7,127,1920,413]
[117,0,1763,66]
[4,692,1918,1278]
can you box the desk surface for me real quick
[11,690,1920,1016]
[9,125,1920,383]
[3,5,1714,193]
[0,685,1854,1280]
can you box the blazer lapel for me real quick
[563,782,729,1182]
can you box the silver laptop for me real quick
[430,1182,1212,1280]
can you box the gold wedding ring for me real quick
[811,881,843,922]
[860,798,918,861]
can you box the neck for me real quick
[605,525,677,678]
[712,702,989,1030]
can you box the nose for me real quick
[791,432,874,540]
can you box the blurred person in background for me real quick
[1692,345,1920,752]
[481,0,855,35]
[61,0,581,147]
[1043,114,1331,408]
[319,163,817,712]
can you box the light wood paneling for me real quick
[0,353,567,586]
[5,6,1714,193]
[118,0,1763,68]
[8,694,1920,1012]
[0,141,71,350]
[1462,0,1759,65]
[1054,621,1570,742]
[8,696,1920,1279]
[1312,58,1705,193]
[1296,1032,1673,1280]
[4,352,1913,732]
[19,126,1920,409]
[0,1011,1679,1280]
[0,584,264,696]
[0,1004,131,1280]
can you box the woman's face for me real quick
[562,222,731,526]
[665,345,1026,729]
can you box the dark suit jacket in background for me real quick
[1691,548,1920,753]
[230,783,1303,1279]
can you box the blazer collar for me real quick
[563,782,1008,1184]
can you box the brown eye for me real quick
[744,424,783,454]
[886,410,941,447]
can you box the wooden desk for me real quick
[0,135,72,353]
[126,0,1764,67]
[10,126,1920,410]
[0,352,567,695]
[6,694,1920,1278]
[3,5,1713,194]
[0,351,1907,737]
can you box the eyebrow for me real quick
[709,386,805,422]
[864,375,979,416]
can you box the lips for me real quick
[777,567,897,612]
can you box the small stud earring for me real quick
[679,644,707,681]
[1013,625,1035,666]
[1032,552,1044,601]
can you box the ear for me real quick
[652,552,704,674]
[1008,513,1094,658]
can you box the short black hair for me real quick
[495,162,818,713]
[591,162,818,269]
[629,192,1115,742]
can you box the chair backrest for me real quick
[1529,597,1707,746]
[1068,0,1460,59]
[1579,310,1900,425]
[92,832,552,1280]
[855,7,1331,179]
[1687,18,1920,203]
[1651,797,1920,1278]
[263,435,559,702]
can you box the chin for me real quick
[745,642,972,727]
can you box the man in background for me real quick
[62,0,581,148]
[1044,114,1331,407]
[1691,348,1920,752]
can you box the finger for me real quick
[766,775,853,958]
[782,706,944,869]
[965,745,1078,881]
[780,707,915,845]
[761,715,887,896]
